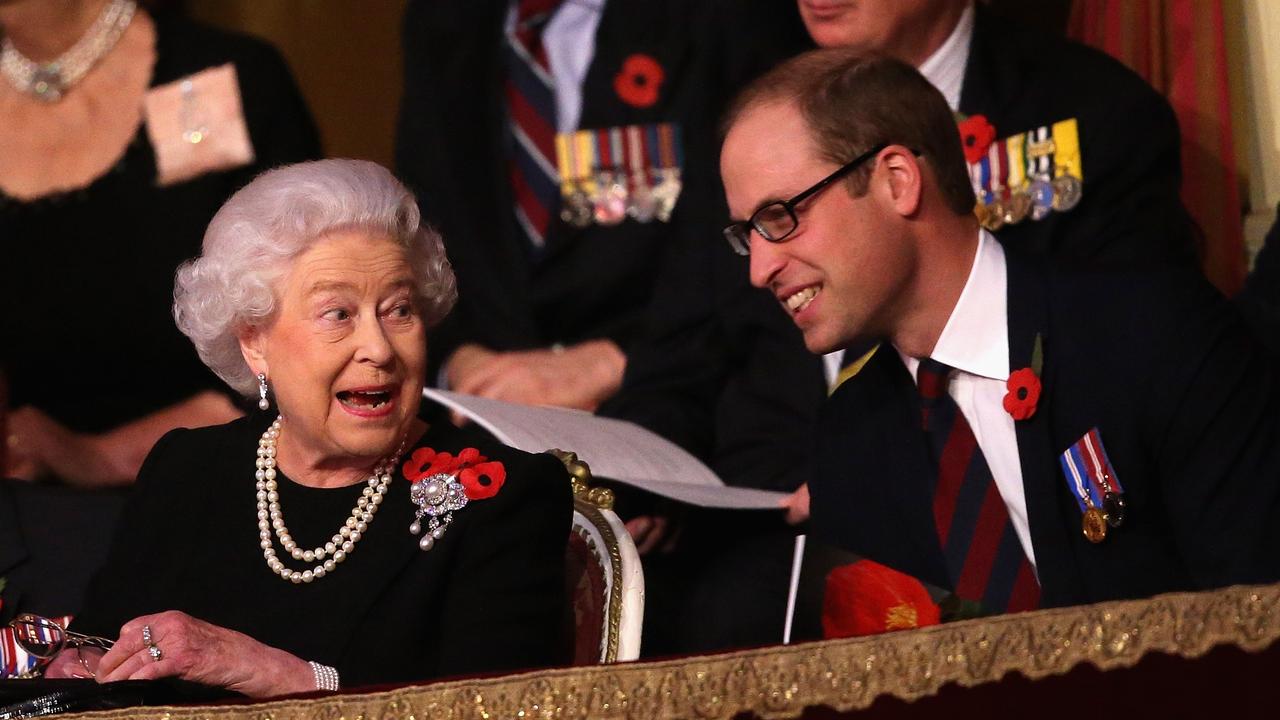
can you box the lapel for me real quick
[1005,252,1085,603]
[957,5,1023,125]
[837,348,952,589]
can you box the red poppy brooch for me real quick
[1003,334,1044,421]
[402,447,506,551]
[957,114,997,165]
[614,53,664,109]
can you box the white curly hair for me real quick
[173,159,457,397]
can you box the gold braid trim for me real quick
[62,582,1280,720]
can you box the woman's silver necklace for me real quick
[255,417,405,584]
[0,0,137,102]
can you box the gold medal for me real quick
[1001,191,1032,225]
[1082,507,1108,543]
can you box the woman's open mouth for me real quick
[336,387,397,416]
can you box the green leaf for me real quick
[1031,333,1044,376]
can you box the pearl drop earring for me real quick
[257,373,270,411]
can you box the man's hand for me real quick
[446,340,626,411]
[779,483,810,525]
[624,515,682,555]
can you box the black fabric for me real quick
[0,480,127,623]
[0,12,320,433]
[396,0,811,381]
[1238,202,1280,355]
[71,414,573,688]
[812,256,1280,607]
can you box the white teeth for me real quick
[784,286,819,312]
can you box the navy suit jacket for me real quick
[812,254,1280,607]
[396,0,808,381]
[602,5,1195,492]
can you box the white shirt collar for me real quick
[927,229,1009,381]
[916,1,974,111]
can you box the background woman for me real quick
[0,0,320,485]
[47,159,572,695]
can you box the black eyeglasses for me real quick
[722,143,890,256]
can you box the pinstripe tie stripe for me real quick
[505,0,562,251]
[917,358,1040,613]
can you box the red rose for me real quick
[613,53,664,109]
[460,461,506,500]
[1003,367,1041,420]
[957,114,997,165]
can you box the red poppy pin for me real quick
[1003,334,1044,421]
[957,114,997,165]
[403,447,507,552]
[614,53,664,109]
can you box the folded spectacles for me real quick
[7,613,114,678]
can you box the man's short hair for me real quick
[724,49,976,216]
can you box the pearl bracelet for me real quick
[309,661,340,691]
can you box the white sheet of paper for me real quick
[422,389,787,510]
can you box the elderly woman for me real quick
[45,159,572,695]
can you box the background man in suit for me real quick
[396,0,807,412]
[721,49,1280,610]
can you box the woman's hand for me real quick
[43,647,101,679]
[95,611,316,698]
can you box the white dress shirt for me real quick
[822,2,976,387]
[505,0,606,134]
[897,230,1038,571]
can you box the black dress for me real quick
[72,414,573,688]
[0,12,320,433]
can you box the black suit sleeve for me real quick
[1065,70,1194,268]
[1138,274,1280,587]
[1237,203,1280,355]
[70,429,191,639]
[431,452,573,676]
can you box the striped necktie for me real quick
[916,358,1040,613]
[505,0,563,255]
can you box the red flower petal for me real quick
[614,53,664,109]
[1003,368,1041,420]
[957,114,997,165]
[460,461,507,500]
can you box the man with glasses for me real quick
[719,49,1280,610]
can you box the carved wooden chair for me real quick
[550,450,644,663]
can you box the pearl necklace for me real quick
[0,0,137,103]
[255,417,404,584]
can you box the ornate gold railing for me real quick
[63,581,1280,720]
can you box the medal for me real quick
[1051,174,1083,211]
[650,123,683,222]
[1002,191,1032,224]
[593,170,627,225]
[1028,178,1054,221]
[1050,118,1084,212]
[1060,427,1127,543]
[562,186,593,228]
[1082,507,1108,543]
[625,125,657,222]
[1103,492,1126,528]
